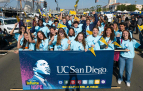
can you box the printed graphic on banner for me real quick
[19,51,114,90]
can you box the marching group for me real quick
[10,11,142,87]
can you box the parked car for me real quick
[0,17,19,34]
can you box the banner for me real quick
[19,51,114,90]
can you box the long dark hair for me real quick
[68,28,75,36]
[122,30,132,41]
[75,32,86,49]
[21,32,32,49]
[19,26,26,34]
[36,31,47,49]
[103,27,115,41]
[56,28,68,45]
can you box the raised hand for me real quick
[14,22,18,28]
[67,40,71,45]
[18,35,23,40]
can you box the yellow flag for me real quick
[38,9,41,15]
[69,11,76,15]
[43,14,46,17]
[26,19,31,22]
[137,24,143,32]
[83,12,87,14]
[24,12,27,16]
[74,17,80,21]
[16,16,20,22]
[27,27,31,29]
[49,13,52,17]
[74,4,78,7]
[99,37,108,46]
[112,41,122,48]
[57,23,67,28]
[89,47,96,57]
[86,30,93,35]
[60,9,64,12]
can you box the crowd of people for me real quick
[9,11,143,87]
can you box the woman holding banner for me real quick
[27,29,49,51]
[52,28,69,51]
[86,27,100,50]
[69,32,88,51]
[100,27,115,50]
[118,30,140,87]
[17,32,35,51]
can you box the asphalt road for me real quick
[0,51,143,91]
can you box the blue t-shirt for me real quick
[71,40,88,51]
[73,27,82,37]
[98,26,104,35]
[14,33,24,45]
[35,26,50,38]
[54,38,69,51]
[34,38,49,51]
[120,39,140,58]
[86,35,101,50]
[68,36,75,43]
[43,21,53,26]
[100,37,116,50]
[19,42,35,51]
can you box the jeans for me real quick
[118,56,133,83]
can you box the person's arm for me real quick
[100,16,106,24]
[64,40,71,51]
[48,36,54,45]
[10,22,18,35]
[92,11,98,26]
[27,29,35,43]
[17,35,23,49]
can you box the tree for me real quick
[96,5,102,12]
[126,5,136,11]
[116,4,126,11]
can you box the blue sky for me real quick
[0,0,143,10]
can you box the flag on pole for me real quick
[38,9,41,15]
[99,37,108,46]
[137,24,143,32]
[86,30,93,35]
[69,11,76,15]
[16,16,20,22]
[112,41,122,48]
[74,4,78,8]
[57,23,67,28]
[60,9,64,12]
[24,12,27,16]
[89,47,96,57]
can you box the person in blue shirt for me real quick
[34,19,50,38]
[96,20,104,36]
[86,27,101,50]
[113,22,119,34]
[82,11,98,38]
[100,27,115,50]
[60,17,70,34]
[117,30,140,87]
[28,30,49,51]
[48,27,57,51]
[43,17,53,26]
[69,32,88,51]
[115,22,132,38]
[17,32,35,51]
[50,28,69,51]
[72,21,83,37]
[68,28,75,42]
[51,20,59,32]
[10,23,26,43]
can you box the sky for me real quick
[0,0,143,10]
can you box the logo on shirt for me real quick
[57,43,64,50]
[78,46,82,51]
[124,44,128,49]
[92,40,97,45]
